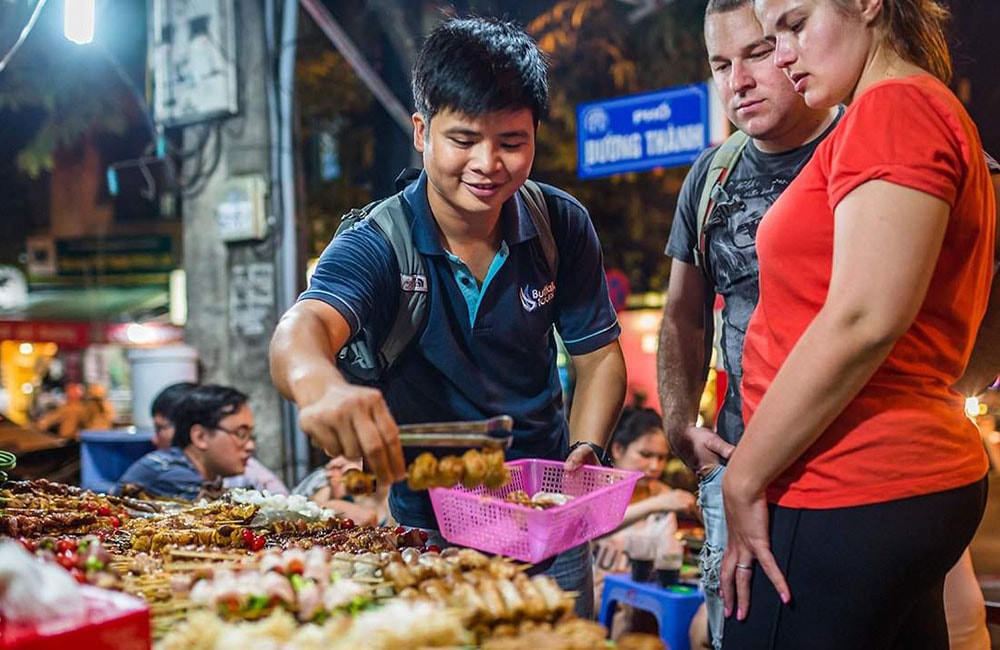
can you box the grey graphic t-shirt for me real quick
[665,117,840,445]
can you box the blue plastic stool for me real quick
[598,573,705,650]
[79,428,154,494]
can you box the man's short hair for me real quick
[706,0,752,16]
[150,382,197,422]
[171,384,248,449]
[411,16,549,124]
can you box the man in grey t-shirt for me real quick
[655,2,839,647]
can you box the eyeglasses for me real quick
[214,424,256,445]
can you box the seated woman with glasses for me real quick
[114,384,261,501]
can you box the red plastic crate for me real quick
[430,458,642,563]
[0,585,150,650]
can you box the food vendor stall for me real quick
[0,452,674,649]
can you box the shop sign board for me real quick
[576,83,710,179]
[0,320,98,348]
[55,236,175,276]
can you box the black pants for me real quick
[723,477,988,650]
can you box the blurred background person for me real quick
[592,407,696,637]
[82,383,115,429]
[149,381,288,495]
[35,382,88,439]
[292,455,388,527]
[116,384,287,500]
[114,384,256,500]
[151,382,198,451]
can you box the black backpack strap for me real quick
[369,195,428,372]
[336,194,428,384]
[519,180,558,276]
[339,178,556,384]
[693,131,750,275]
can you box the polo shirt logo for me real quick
[401,274,428,293]
[520,281,556,312]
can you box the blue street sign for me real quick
[576,83,710,179]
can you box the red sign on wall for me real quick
[0,321,102,348]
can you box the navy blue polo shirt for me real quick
[299,170,620,528]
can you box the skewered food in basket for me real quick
[503,489,574,510]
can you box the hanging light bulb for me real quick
[64,0,95,45]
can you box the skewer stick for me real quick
[168,549,249,561]
[165,561,245,572]
[149,601,194,613]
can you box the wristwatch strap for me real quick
[567,440,612,467]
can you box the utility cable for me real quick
[0,0,49,74]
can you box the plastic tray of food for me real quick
[0,584,150,650]
[430,458,641,564]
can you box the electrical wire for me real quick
[0,0,49,74]
[179,122,223,197]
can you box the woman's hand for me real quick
[645,488,696,515]
[720,469,790,621]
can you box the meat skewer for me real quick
[336,448,511,495]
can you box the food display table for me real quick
[0,478,666,649]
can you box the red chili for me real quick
[56,538,78,553]
[56,550,77,570]
[250,535,266,552]
[109,515,121,528]
[97,505,111,516]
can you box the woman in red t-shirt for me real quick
[720,1,993,647]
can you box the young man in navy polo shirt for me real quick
[270,17,626,617]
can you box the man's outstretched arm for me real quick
[269,300,407,484]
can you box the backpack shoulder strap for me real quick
[367,194,428,372]
[336,193,428,383]
[693,130,750,274]
[340,180,555,383]
[519,179,558,276]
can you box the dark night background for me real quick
[0,0,998,281]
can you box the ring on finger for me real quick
[735,562,754,571]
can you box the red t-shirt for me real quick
[741,76,993,509]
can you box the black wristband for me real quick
[567,441,611,467]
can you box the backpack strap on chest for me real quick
[336,193,428,383]
[519,179,558,276]
[337,177,558,385]
[693,130,750,275]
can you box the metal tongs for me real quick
[398,415,514,449]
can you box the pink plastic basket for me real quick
[429,458,642,563]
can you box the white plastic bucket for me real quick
[127,344,198,429]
